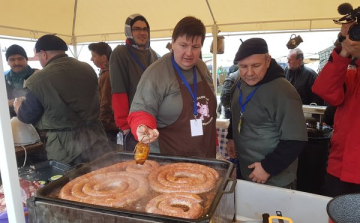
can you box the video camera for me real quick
[333,3,360,41]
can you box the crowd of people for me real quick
[3,12,360,198]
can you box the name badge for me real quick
[190,119,203,136]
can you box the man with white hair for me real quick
[285,48,323,105]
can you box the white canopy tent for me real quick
[0,0,356,43]
[0,0,358,222]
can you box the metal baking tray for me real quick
[18,160,72,182]
[28,152,236,223]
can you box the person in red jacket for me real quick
[109,14,158,151]
[312,22,360,197]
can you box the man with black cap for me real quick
[109,13,158,151]
[226,38,307,188]
[5,44,38,117]
[14,34,110,166]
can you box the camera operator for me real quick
[312,20,360,197]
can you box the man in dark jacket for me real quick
[220,69,239,119]
[5,45,38,117]
[14,35,111,166]
[285,48,323,105]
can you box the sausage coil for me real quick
[146,193,203,219]
[148,163,219,194]
[59,171,149,207]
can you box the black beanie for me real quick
[5,44,28,61]
[234,38,268,62]
[130,15,150,29]
[35,35,68,53]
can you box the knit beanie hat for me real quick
[35,35,68,53]
[234,38,268,62]
[5,45,28,61]
[124,14,150,49]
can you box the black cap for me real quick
[5,44,28,61]
[234,38,268,62]
[35,35,68,53]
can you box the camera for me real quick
[333,3,360,41]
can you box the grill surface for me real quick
[28,152,236,223]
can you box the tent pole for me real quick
[72,38,78,59]
[71,0,78,59]
[212,24,218,93]
[0,44,26,223]
[206,0,218,93]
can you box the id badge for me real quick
[190,119,203,136]
[238,112,243,133]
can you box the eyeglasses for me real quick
[132,27,149,33]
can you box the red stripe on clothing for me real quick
[127,111,157,141]
[112,93,130,130]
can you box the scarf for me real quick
[6,65,35,90]
[124,13,150,50]
[255,59,285,86]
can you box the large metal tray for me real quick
[28,152,236,223]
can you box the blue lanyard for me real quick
[126,44,151,71]
[237,81,261,114]
[171,53,198,116]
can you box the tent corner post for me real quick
[212,24,218,94]
[71,36,78,59]
[0,43,26,223]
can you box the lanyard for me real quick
[126,44,151,71]
[171,53,198,116]
[237,81,261,114]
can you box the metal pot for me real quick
[327,193,360,223]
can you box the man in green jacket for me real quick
[14,35,110,165]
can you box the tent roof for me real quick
[0,0,357,44]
